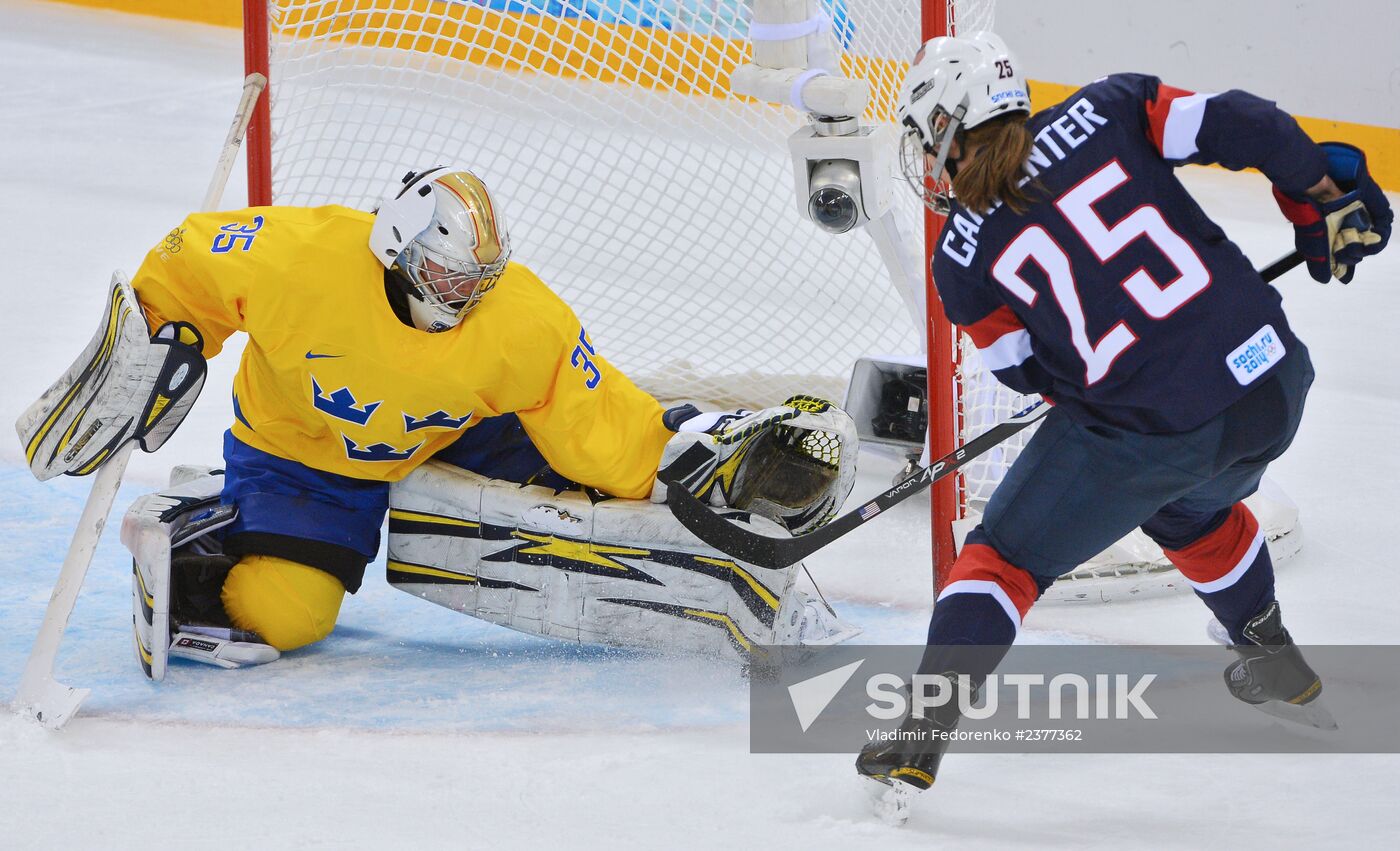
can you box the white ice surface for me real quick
[1,1,1397,847]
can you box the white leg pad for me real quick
[388,462,858,659]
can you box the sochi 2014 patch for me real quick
[1226,324,1285,385]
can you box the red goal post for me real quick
[922,0,959,592]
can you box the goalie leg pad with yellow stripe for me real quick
[16,272,206,481]
[387,462,859,660]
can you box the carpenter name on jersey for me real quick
[934,73,1326,433]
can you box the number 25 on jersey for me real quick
[992,161,1210,384]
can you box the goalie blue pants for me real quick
[218,413,566,592]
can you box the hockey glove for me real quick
[652,396,859,534]
[1274,142,1392,283]
[16,273,207,480]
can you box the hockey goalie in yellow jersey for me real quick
[19,167,861,680]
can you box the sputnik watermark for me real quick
[786,666,1160,738]
[866,672,1158,722]
[752,645,1400,754]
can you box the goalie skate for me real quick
[773,590,861,647]
[169,624,280,670]
[123,469,276,680]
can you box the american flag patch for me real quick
[859,503,881,521]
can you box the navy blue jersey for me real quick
[933,74,1327,433]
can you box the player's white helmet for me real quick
[897,32,1031,213]
[368,167,511,333]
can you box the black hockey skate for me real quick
[170,552,239,628]
[1222,602,1337,730]
[167,552,280,670]
[855,676,965,826]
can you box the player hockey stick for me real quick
[1259,250,1303,281]
[11,73,267,730]
[667,401,1050,568]
[665,251,1305,569]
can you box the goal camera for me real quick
[843,356,928,452]
[807,160,865,234]
[790,117,897,235]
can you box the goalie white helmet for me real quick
[897,32,1031,213]
[368,167,512,333]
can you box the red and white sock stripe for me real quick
[938,543,1040,634]
[1163,503,1265,593]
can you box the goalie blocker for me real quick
[16,272,206,481]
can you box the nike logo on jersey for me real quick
[305,351,343,359]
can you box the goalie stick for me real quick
[666,251,1305,569]
[11,73,267,730]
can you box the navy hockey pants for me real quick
[979,345,1314,584]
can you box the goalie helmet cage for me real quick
[241,1,1290,598]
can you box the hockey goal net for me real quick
[243,0,1296,597]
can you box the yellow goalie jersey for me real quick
[132,205,671,499]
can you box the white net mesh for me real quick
[264,0,926,411]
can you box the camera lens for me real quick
[808,186,860,234]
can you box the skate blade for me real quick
[1252,696,1339,731]
[864,776,917,827]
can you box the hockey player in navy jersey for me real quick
[856,32,1392,810]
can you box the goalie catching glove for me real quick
[16,272,206,480]
[652,395,858,535]
[1274,142,1392,284]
